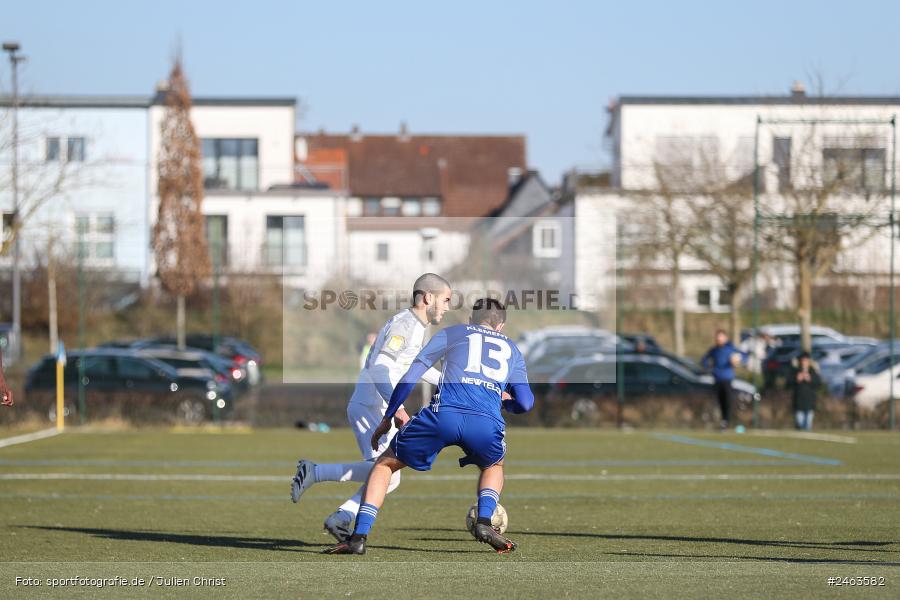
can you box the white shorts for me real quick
[347,401,397,461]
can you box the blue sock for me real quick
[354,502,379,536]
[477,488,499,520]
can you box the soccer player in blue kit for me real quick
[324,298,534,555]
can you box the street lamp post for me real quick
[3,42,24,362]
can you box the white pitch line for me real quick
[748,430,858,444]
[0,428,61,449]
[1,472,900,482]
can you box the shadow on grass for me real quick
[606,551,900,566]
[398,528,897,555]
[20,526,480,555]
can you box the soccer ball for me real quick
[466,502,508,534]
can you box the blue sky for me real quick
[4,0,900,182]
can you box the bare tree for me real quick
[761,123,888,350]
[630,181,694,356]
[152,59,210,349]
[0,102,86,257]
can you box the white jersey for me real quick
[350,309,441,409]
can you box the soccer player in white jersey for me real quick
[290,273,452,540]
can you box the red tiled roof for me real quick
[296,132,526,217]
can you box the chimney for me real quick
[791,80,806,98]
[508,167,523,186]
[350,124,362,142]
[398,121,410,141]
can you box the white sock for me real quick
[387,469,402,494]
[338,490,362,517]
[336,471,402,518]
[314,461,374,484]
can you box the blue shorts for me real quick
[391,408,506,471]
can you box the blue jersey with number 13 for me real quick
[386,323,532,425]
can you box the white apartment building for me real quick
[1,91,346,290]
[579,86,900,313]
[0,96,151,283]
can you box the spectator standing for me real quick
[790,351,819,431]
[701,329,747,430]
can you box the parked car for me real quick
[817,344,888,396]
[742,324,877,347]
[851,364,900,410]
[99,340,251,392]
[24,349,231,423]
[133,347,237,401]
[619,333,661,352]
[144,334,263,384]
[544,352,759,424]
[762,341,877,388]
[518,326,616,359]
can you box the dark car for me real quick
[544,352,759,425]
[619,333,661,352]
[134,347,239,400]
[526,336,620,385]
[102,338,255,390]
[762,341,876,389]
[144,334,263,384]
[24,349,231,424]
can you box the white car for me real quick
[852,365,900,410]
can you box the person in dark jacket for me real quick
[701,330,747,430]
[789,351,819,431]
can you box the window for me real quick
[718,288,732,306]
[697,289,711,307]
[46,136,85,162]
[201,138,259,191]
[117,358,156,380]
[773,136,791,191]
[376,242,389,262]
[624,362,673,385]
[381,197,401,216]
[402,198,421,216]
[46,137,61,162]
[532,220,562,258]
[81,356,115,379]
[346,198,363,217]
[2,213,12,235]
[74,213,115,263]
[205,215,229,267]
[67,137,85,162]
[422,197,441,216]
[265,216,305,267]
[823,147,885,192]
[363,197,381,216]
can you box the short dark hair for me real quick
[798,351,811,360]
[412,273,450,305]
[471,298,506,328]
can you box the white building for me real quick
[575,86,900,313]
[1,92,347,290]
[0,96,152,283]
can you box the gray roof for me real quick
[0,94,296,108]
[619,95,900,106]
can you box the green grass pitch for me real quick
[1,426,898,598]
